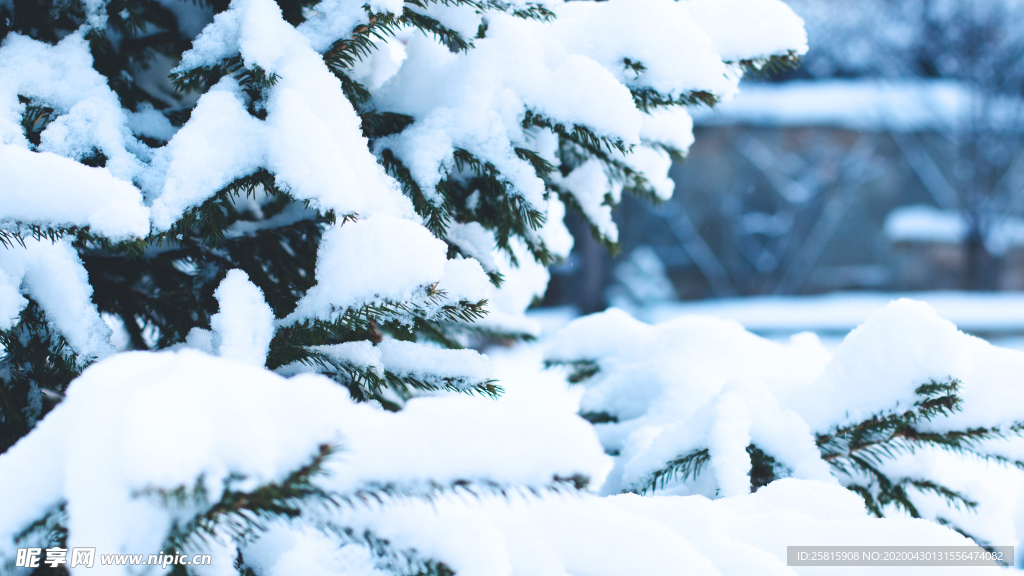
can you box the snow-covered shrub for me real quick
[546,299,1024,549]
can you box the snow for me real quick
[646,291,1024,335]
[348,36,407,91]
[378,339,492,388]
[209,270,276,366]
[682,0,808,63]
[446,222,500,275]
[0,33,151,240]
[370,24,589,213]
[533,194,575,260]
[125,103,178,142]
[613,479,992,576]
[0,325,1012,574]
[435,257,492,304]
[692,80,976,132]
[545,308,832,494]
[284,215,448,323]
[0,239,114,360]
[799,299,1024,433]
[477,239,552,337]
[0,349,608,569]
[0,33,148,183]
[552,159,621,243]
[885,205,970,244]
[0,145,150,240]
[158,0,412,230]
[242,524,385,576]
[885,204,1024,255]
[331,479,997,576]
[707,391,754,497]
[0,0,812,345]
[545,299,1024,550]
[640,107,696,155]
[293,0,366,53]
[316,341,383,374]
[362,0,808,250]
[146,80,265,230]
[275,338,492,390]
[554,0,735,99]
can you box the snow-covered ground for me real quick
[632,292,1024,345]
[532,292,1024,348]
[692,80,1022,133]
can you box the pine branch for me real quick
[748,444,788,492]
[578,411,617,424]
[0,302,88,453]
[158,169,293,249]
[729,50,803,79]
[344,528,456,576]
[815,379,1022,471]
[630,88,718,113]
[269,296,489,377]
[18,96,57,146]
[813,377,1020,546]
[170,55,279,102]
[380,149,452,237]
[543,359,600,384]
[444,147,554,266]
[523,109,631,156]
[553,189,621,255]
[0,225,76,249]
[284,348,502,404]
[138,444,338,551]
[362,111,416,140]
[631,448,710,495]
[622,56,717,114]
[13,502,67,550]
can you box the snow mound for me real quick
[0,349,608,567]
[546,300,1024,549]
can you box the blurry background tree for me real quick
[545,0,1024,307]
[793,0,1024,290]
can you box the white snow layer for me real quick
[276,338,493,390]
[378,339,492,387]
[333,480,992,576]
[645,290,1024,334]
[545,299,1024,549]
[209,270,276,365]
[0,349,606,573]
[155,0,412,230]
[0,144,150,239]
[0,33,150,239]
[0,239,114,360]
[690,80,1011,133]
[284,215,450,322]
[682,0,808,63]
[0,347,1001,576]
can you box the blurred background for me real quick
[539,0,1024,347]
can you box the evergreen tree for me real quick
[0,0,802,451]
[0,0,809,573]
